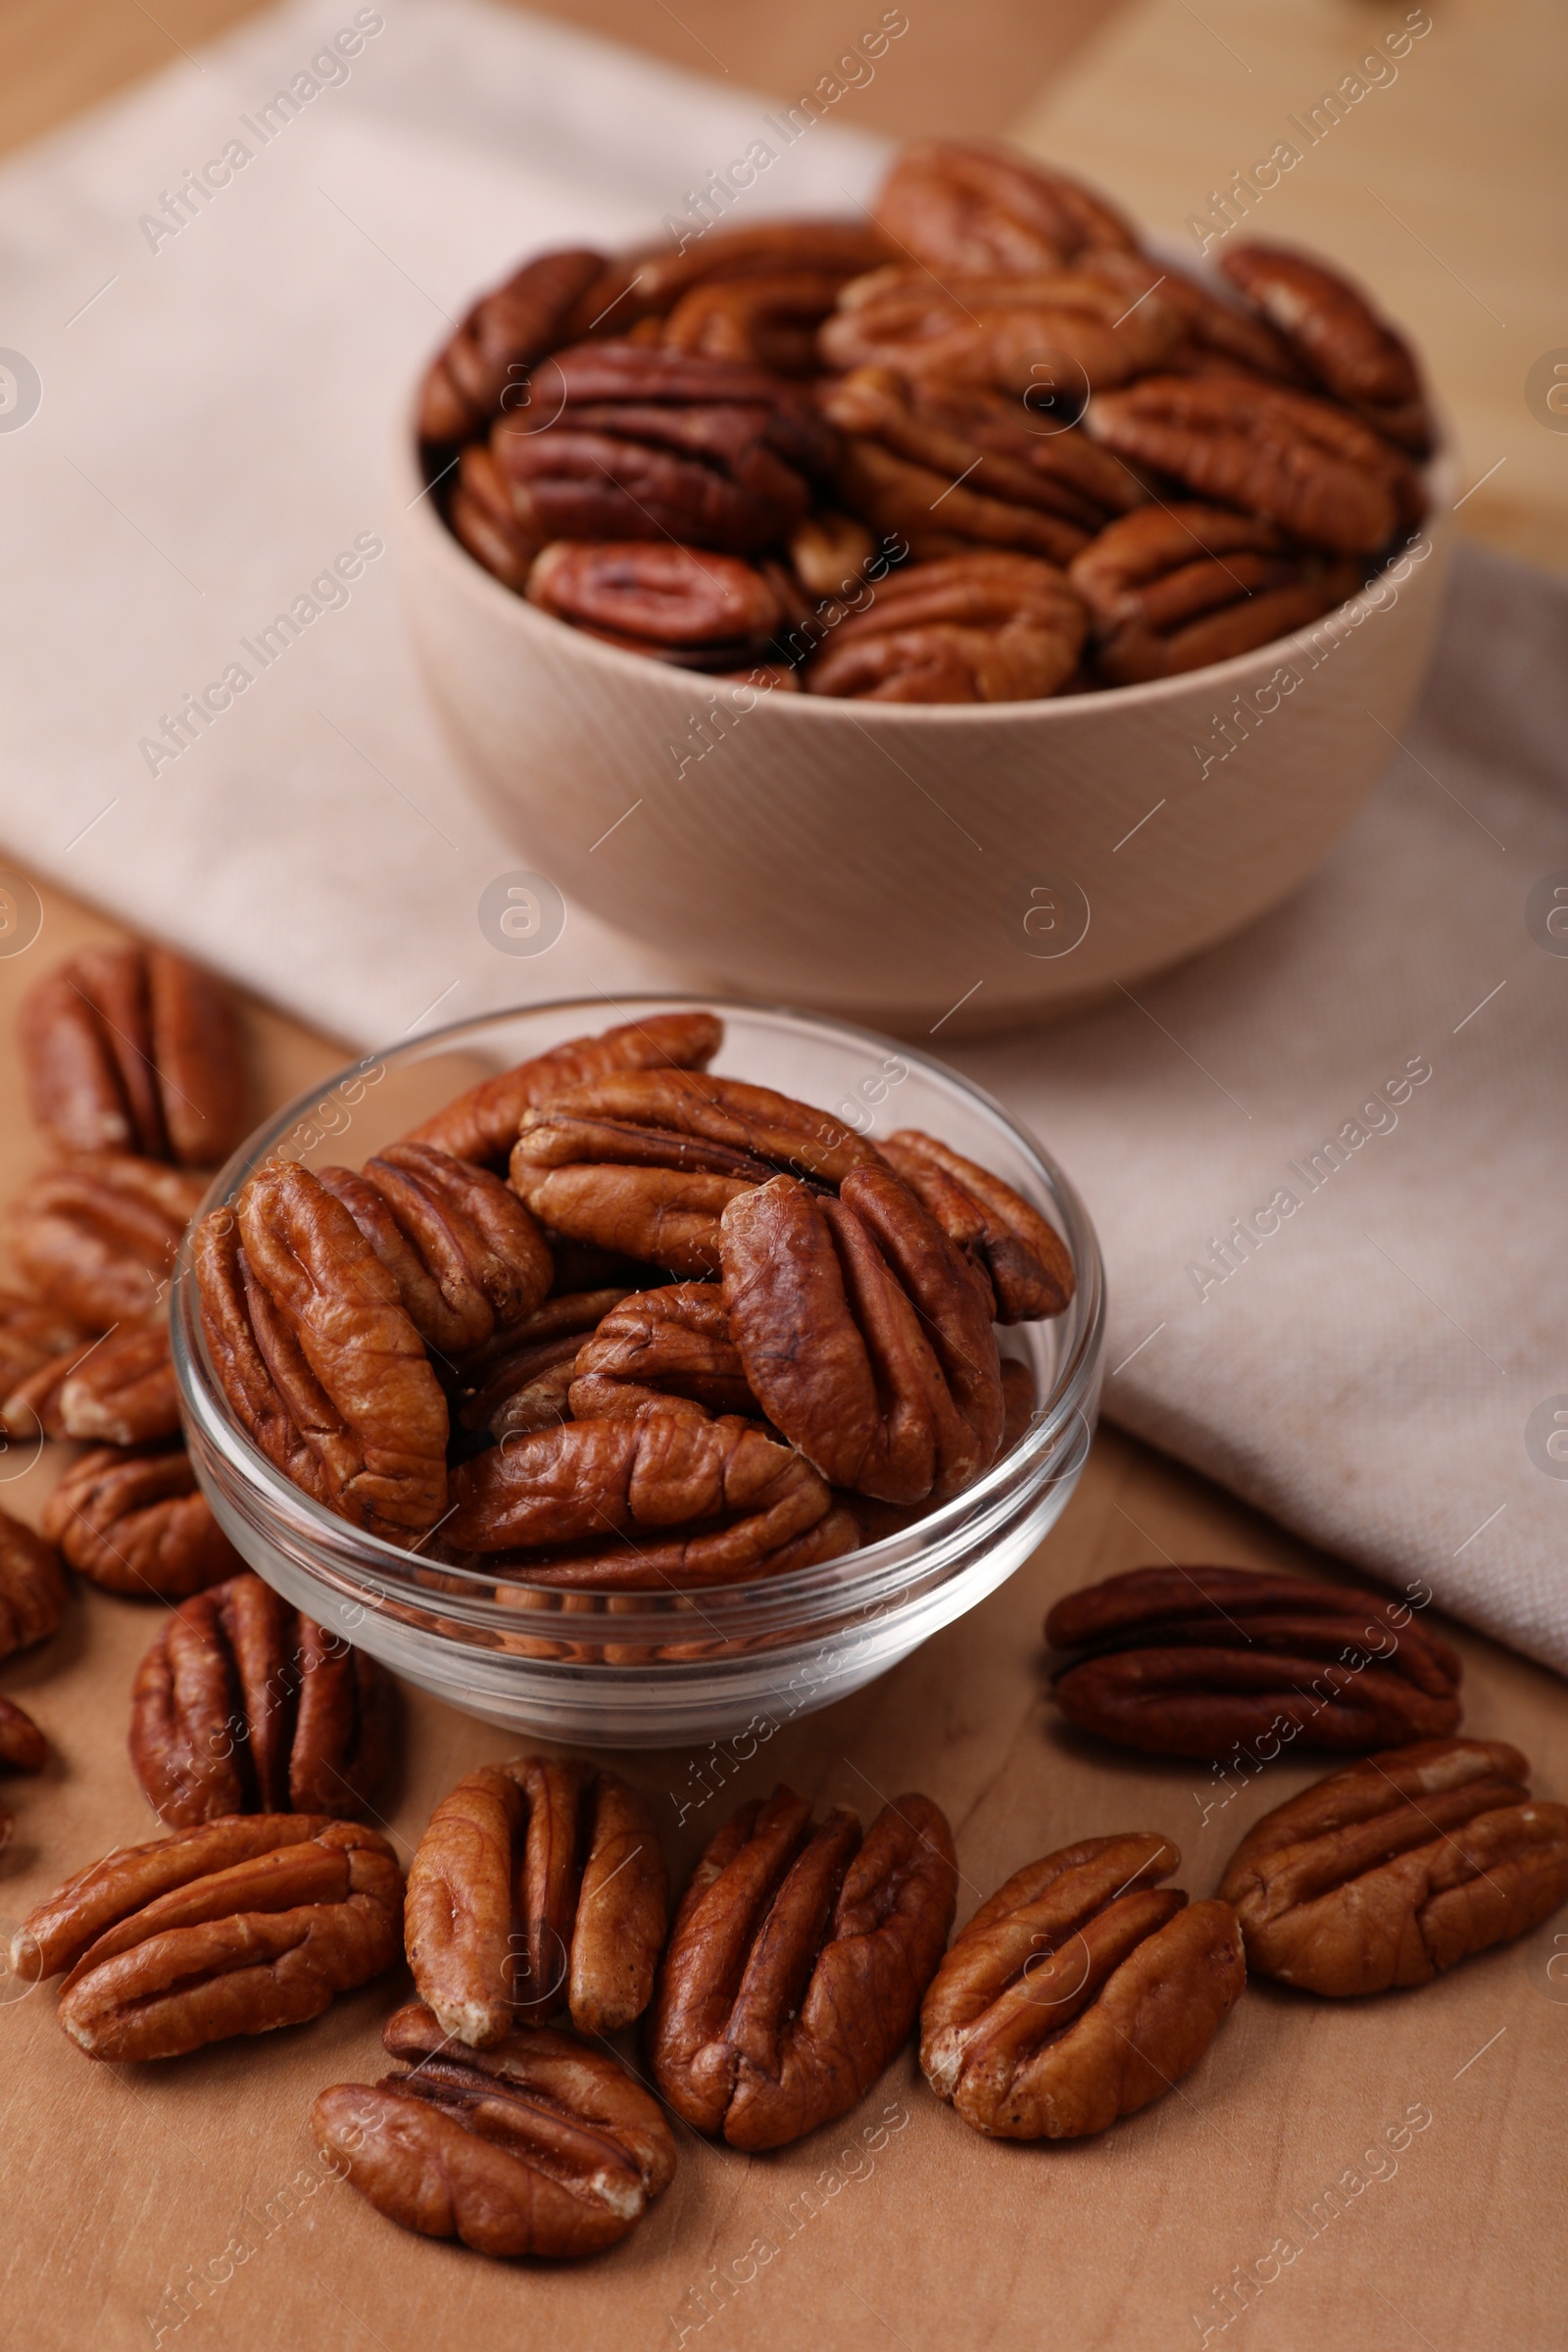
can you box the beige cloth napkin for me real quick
[1,0,1564,1669]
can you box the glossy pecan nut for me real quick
[448,1414,839,1589]
[313,1999,676,2259]
[805,551,1088,702]
[662,270,858,376]
[1219,1738,1568,1996]
[402,1009,723,1171]
[585,220,894,335]
[2,1319,179,1446]
[873,140,1141,275]
[406,1754,667,2042]
[1044,1565,1464,1757]
[527,541,788,662]
[820,264,1181,398]
[1068,504,1361,683]
[417,246,609,452]
[0,1508,67,1659]
[920,1833,1244,2137]
[1220,242,1433,454]
[1084,374,1424,554]
[567,1283,758,1424]
[721,1168,1003,1505]
[20,946,249,1167]
[457,1289,635,1440]
[41,1443,242,1599]
[13,1813,402,2059]
[880,1129,1074,1322]
[0,1288,90,1409]
[647,1782,956,2149]
[129,1570,393,1826]
[5,1155,206,1331]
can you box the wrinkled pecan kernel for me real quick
[41,1443,242,1600]
[13,1813,403,2059]
[0,1289,90,1409]
[920,1833,1244,2137]
[1045,1565,1464,1757]
[1219,1738,1568,1996]
[662,270,857,377]
[568,1283,758,1424]
[880,1130,1074,1322]
[20,946,249,1167]
[5,1155,206,1332]
[0,1694,49,1773]
[527,540,785,655]
[820,262,1181,399]
[873,141,1141,276]
[406,1753,668,2044]
[418,246,608,451]
[459,1289,634,1439]
[648,1783,957,2149]
[1069,504,1361,682]
[313,1999,676,2259]
[0,1507,67,1659]
[2,1319,179,1446]
[806,551,1087,704]
[1220,242,1433,454]
[129,1570,394,1826]
[582,220,893,333]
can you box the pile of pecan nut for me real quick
[191,1006,1065,1595]
[419,138,1433,700]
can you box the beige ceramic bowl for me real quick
[395,423,1451,1039]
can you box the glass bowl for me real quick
[172,999,1105,1747]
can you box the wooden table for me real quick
[1,8,1564,2350]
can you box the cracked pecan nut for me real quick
[406,1754,668,2042]
[647,1782,956,2149]
[1045,1565,1464,1757]
[13,1813,402,2058]
[920,1833,1244,2137]
[805,551,1088,702]
[20,946,249,1167]
[1084,374,1425,555]
[0,1289,90,1410]
[487,343,838,557]
[448,1414,837,1589]
[2,1319,179,1446]
[1219,1738,1568,1996]
[873,140,1140,275]
[41,1443,243,1599]
[567,1283,758,1424]
[820,263,1181,399]
[527,540,787,661]
[1220,242,1433,455]
[417,246,609,452]
[5,1155,206,1331]
[458,1289,635,1440]
[0,1508,67,1659]
[721,1168,1003,1505]
[403,1009,723,1172]
[1068,504,1361,683]
[313,1998,676,2259]
[129,1570,394,1826]
[880,1129,1074,1322]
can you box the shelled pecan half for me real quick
[5,1155,206,1331]
[648,1783,956,2149]
[880,1129,1074,1322]
[14,1813,403,2058]
[417,246,609,452]
[567,1283,758,1423]
[805,551,1087,702]
[313,1999,675,2258]
[457,1289,634,1441]
[820,264,1181,398]
[0,1289,90,1412]
[41,1443,242,1599]
[1219,1738,1568,1996]
[527,540,788,664]
[0,1509,67,1659]
[406,1753,667,2043]
[873,140,1141,276]
[2,1320,179,1446]
[662,270,856,376]
[1220,242,1433,454]
[20,946,249,1167]
[1044,1565,1463,1757]
[129,1571,393,1826]
[0,1693,49,1773]
[1068,504,1361,683]
[920,1833,1244,2137]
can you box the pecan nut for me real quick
[1068,504,1361,683]
[920,1833,1244,2137]
[129,1570,393,1826]
[5,1154,206,1331]
[1220,241,1433,454]
[20,946,249,1167]
[457,1288,634,1440]
[648,1784,956,2148]
[2,1319,179,1446]
[567,1283,757,1423]
[1044,1565,1463,1757]
[582,220,892,333]
[42,1442,242,1599]
[872,140,1140,275]
[805,551,1087,703]
[0,1507,67,1659]
[406,1754,668,2042]
[880,1129,1074,1321]
[313,1999,675,2258]
[527,540,787,661]
[1219,1737,1568,1996]
[820,263,1181,398]
[1084,374,1424,554]
[417,246,609,452]
[662,270,858,377]
[0,1288,89,1411]
[0,1693,48,1773]
[13,1813,403,2058]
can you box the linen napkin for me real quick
[0,0,1564,1669]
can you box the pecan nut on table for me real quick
[0,1506,67,1661]
[313,2000,675,2259]
[405,1753,667,2042]
[13,1813,403,2059]
[42,1441,242,1599]
[3,1320,179,1447]
[130,1571,394,1826]
[920,1833,1244,2137]
[1044,1565,1463,1757]
[1219,1738,1568,1996]
[0,1694,49,1856]
[646,1782,956,2149]
[420,137,1434,699]
[20,945,249,1166]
